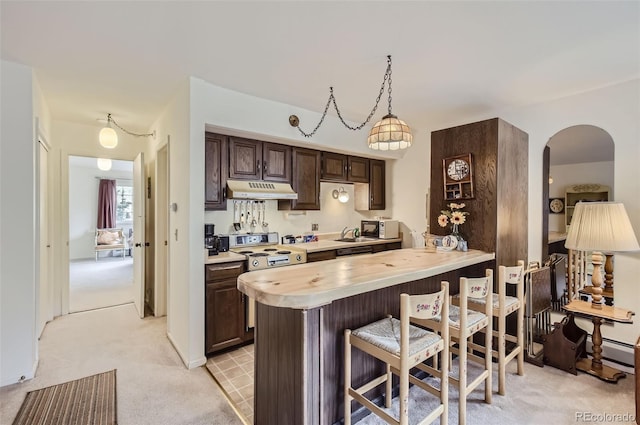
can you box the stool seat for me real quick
[454,293,520,313]
[431,305,488,332]
[352,317,442,357]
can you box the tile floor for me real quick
[205,344,254,425]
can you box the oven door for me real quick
[246,295,255,330]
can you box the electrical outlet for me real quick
[312,223,319,231]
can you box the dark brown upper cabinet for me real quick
[205,132,228,210]
[321,152,370,183]
[229,137,291,182]
[369,159,386,210]
[279,147,321,211]
[348,156,370,183]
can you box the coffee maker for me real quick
[204,224,217,255]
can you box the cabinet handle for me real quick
[257,160,261,172]
[263,162,267,173]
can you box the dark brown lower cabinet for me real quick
[205,261,250,355]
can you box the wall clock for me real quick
[549,198,565,214]
[443,153,474,200]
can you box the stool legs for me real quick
[344,329,352,425]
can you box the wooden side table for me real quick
[562,300,634,382]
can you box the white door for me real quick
[37,140,51,337]
[133,152,145,318]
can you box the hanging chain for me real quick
[107,113,155,138]
[293,55,393,138]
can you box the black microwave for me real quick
[361,219,399,239]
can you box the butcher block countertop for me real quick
[237,248,495,309]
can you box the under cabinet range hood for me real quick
[226,180,298,200]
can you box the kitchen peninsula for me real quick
[237,248,495,424]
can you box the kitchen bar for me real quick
[237,248,495,424]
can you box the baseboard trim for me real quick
[166,331,206,370]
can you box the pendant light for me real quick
[97,158,112,171]
[99,116,118,149]
[99,113,155,149]
[289,55,412,150]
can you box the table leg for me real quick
[575,317,626,382]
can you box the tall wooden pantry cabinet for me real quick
[429,117,529,268]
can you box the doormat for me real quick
[13,369,117,425]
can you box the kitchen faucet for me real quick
[340,227,360,239]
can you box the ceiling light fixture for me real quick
[96,158,112,171]
[332,187,350,203]
[288,55,412,151]
[99,113,156,149]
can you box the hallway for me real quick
[0,305,242,425]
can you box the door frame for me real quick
[154,140,169,317]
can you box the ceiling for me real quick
[2,1,638,163]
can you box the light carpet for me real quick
[357,358,636,425]
[0,304,242,425]
[69,257,134,312]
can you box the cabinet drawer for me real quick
[307,250,337,262]
[205,262,245,282]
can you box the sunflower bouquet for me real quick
[437,202,469,234]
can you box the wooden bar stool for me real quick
[437,270,493,425]
[344,282,450,425]
[462,262,525,395]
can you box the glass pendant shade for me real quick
[99,125,118,149]
[367,114,413,151]
[96,158,112,171]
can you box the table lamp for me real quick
[564,201,639,309]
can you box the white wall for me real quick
[1,61,37,385]
[548,161,614,233]
[146,80,193,366]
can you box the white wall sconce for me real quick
[549,175,554,184]
[332,187,350,203]
[96,158,112,171]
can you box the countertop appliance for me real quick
[205,224,229,255]
[361,219,399,239]
[226,232,307,330]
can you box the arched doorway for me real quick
[542,124,614,303]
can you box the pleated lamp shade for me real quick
[565,202,639,252]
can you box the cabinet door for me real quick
[229,137,261,180]
[284,147,321,210]
[322,152,348,181]
[262,142,291,182]
[348,156,370,183]
[205,133,228,210]
[205,279,245,354]
[369,159,386,210]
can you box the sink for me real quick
[334,237,378,243]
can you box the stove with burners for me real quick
[228,232,307,271]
